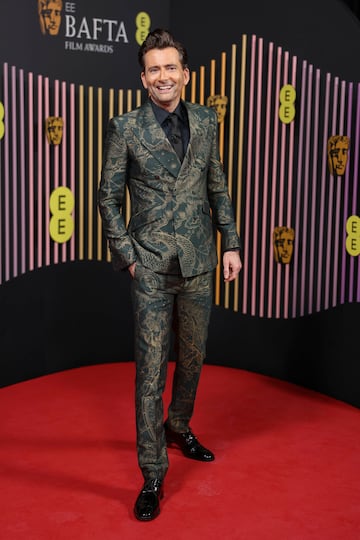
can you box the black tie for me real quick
[168,113,184,161]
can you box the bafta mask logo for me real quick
[46,116,63,145]
[273,226,295,264]
[207,95,228,123]
[327,135,350,176]
[38,0,63,36]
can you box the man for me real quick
[98,28,242,521]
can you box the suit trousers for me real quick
[131,263,213,481]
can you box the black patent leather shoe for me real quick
[164,423,215,462]
[134,478,164,521]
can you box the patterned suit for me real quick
[98,99,240,481]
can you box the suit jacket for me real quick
[98,99,241,278]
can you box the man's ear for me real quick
[183,67,190,86]
[140,72,148,89]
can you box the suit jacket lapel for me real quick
[132,102,182,176]
[186,106,208,158]
[131,101,211,177]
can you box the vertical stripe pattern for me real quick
[1,35,360,318]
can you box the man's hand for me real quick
[223,250,242,282]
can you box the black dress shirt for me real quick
[150,99,190,155]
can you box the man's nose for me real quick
[159,68,169,79]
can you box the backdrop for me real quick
[1,0,360,409]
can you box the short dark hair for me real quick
[138,28,189,70]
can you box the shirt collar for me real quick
[150,99,184,125]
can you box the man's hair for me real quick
[138,28,189,70]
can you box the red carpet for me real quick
[1,362,359,539]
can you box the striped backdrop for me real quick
[1,34,359,318]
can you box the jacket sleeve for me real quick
[98,117,136,270]
[206,109,242,253]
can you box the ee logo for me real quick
[49,186,74,243]
[135,11,151,45]
[346,215,360,256]
[279,84,296,124]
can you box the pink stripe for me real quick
[251,38,263,315]
[351,86,360,216]
[19,69,26,275]
[332,179,342,307]
[324,77,340,309]
[307,69,321,313]
[11,66,18,277]
[259,42,274,317]
[28,73,35,271]
[2,63,10,282]
[299,65,313,316]
[283,57,297,319]
[342,83,353,302]
[0,70,2,282]
[286,58,297,225]
[267,46,282,318]
[333,80,346,306]
[70,83,76,261]
[341,83,353,302]
[44,78,50,266]
[276,52,289,318]
[37,76,43,269]
[0,74,2,282]
[292,61,307,317]
[316,74,331,311]
[53,79,60,263]
[242,35,256,314]
[278,53,289,223]
[351,85,360,301]
[61,81,67,261]
[61,82,67,188]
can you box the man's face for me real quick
[141,47,190,111]
[40,2,62,35]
